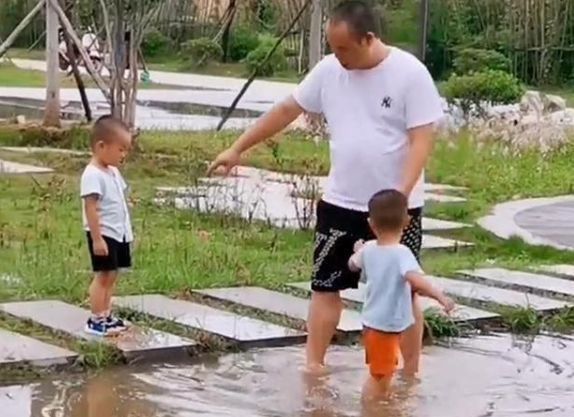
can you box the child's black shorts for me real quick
[86,233,132,272]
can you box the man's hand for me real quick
[207,147,241,177]
[93,237,109,257]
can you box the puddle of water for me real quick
[2,333,573,417]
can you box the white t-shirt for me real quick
[292,47,444,211]
[80,163,133,243]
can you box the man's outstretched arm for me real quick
[207,96,304,176]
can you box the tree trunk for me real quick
[417,0,430,62]
[44,0,61,127]
[308,0,322,68]
[0,0,46,59]
[221,0,236,62]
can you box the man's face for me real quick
[326,20,373,70]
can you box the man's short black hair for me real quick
[90,115,130,148]
[368,189,407,232]
[330,0,380,40]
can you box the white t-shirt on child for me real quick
[292,47,444,211]
[80,163,133,243]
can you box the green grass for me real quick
[1,126,574,379]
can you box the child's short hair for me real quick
[90,115,130,148]
[368,189,408,231]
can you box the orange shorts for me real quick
[363,327,401,379]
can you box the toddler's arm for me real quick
[405,272,455,313]
[348,239,375,272]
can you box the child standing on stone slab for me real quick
[348,189,455,403]
[81,115,133,337]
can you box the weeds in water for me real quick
[499,306,574,335]
[424,310,464,339]
[499,306,541,334]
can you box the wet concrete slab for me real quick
[427,275,570,311]
[536,264,574,281]
[0,300,196,361]
[288,281,499,323]
[195,287,361,333]
[422,234,474,249]
[422,217,470,231]
[0,328,77,368]
[0,385,31,417]
[0,160,53,174]
[424,193,466,203]
[460,268,574,300]
[114,294,306,348]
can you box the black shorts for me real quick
[311,200,422,292]
[86,233,132,272]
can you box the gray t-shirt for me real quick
[350,241,422,332]
[80,163,133,243]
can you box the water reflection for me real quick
[2,333,573,417]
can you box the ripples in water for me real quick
[2,333,574,417]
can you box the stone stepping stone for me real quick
[425,183,467,192]
[0,160,53,174]
[0,300,196,361]
[422,235,473,250]
[427,275,569,312]
[534,264,574,281]
[424,193,466,203]
[422,217,470,231]
[459,268,574,300]
[287,281,498,323]
[1,146,88,156]
[1,385,31,417]
[195,286,361,333]
[0,328,77,368]
[114,294,306,347]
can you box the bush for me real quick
[181,38,223,67]
[453,48,511,75]
[228,26,260,61]
[443,70,525,116]
[142,28,172,58]
[244,36,287,77]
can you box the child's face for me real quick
[94,130,132,167]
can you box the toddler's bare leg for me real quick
[362,374,392,404]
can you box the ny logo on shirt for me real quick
[381,96,393,109]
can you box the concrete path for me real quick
[287,281,500,323]
[114,294,306,348]
[0,160,53,174]
[195,286,362,333]
[0,328,77,368]
[460,268,574,301]
[478,195,574,250]
[0,300,196,361]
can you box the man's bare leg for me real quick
[305,291,343,373]
[400,294,424,377]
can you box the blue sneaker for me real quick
[84,317,109,337]
[106,315,129,332]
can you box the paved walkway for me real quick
[479,195,574,250]
[1,266,573,373]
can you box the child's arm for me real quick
[348,239,375,272]
[405,272,455,313]
[84,195,108,256]
[81,170,107,256]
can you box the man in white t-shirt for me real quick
[208,0,443,375]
